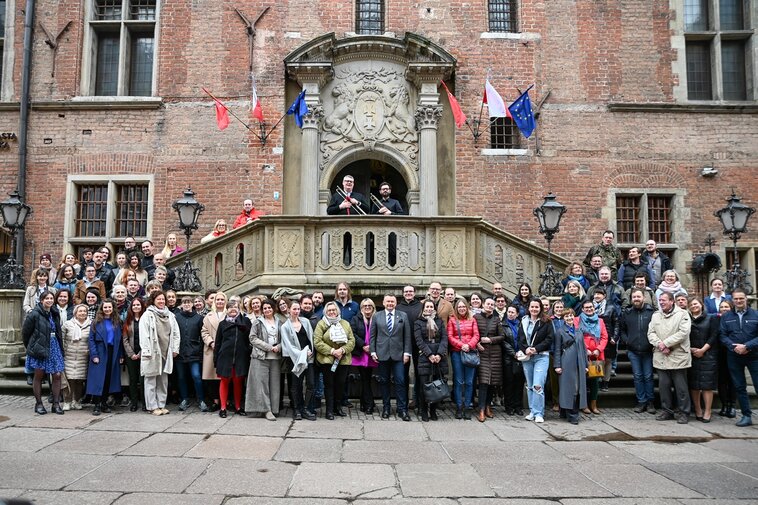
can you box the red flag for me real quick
[440,80,467,128]
[214,99,229,130]
[252,75,264,122]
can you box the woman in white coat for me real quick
[280,301,317,421]
[139,291,180,416]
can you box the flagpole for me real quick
[201,87,262,139]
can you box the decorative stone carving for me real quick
[302,106,324,129]
[439,230,463,271]
[277,230,302,269]
[320,68,419,169]
[414,105,442,130]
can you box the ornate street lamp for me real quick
[172,188,205,293]
[0,189,32,289]
[533,192,567,297]
[714,191,755,294]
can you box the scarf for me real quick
[71,318,89,341]
[148,305,172,356]
[594,299,607,317]
[658,279,682,294]
[322,314,347,344]
[424,311,439,342]
[568,274,586,286]
[579,312,601,342]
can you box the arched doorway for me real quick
[329,159,409,213]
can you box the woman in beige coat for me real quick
[246,299,282,420]
[201,291,227,412]
[139,291,180,415]
[61,304,90,410]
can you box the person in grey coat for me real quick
[553,309,588,424]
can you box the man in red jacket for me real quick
[232,199,262,229]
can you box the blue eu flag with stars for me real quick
[287,90,308,128]
[508,85,536,138]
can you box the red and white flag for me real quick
[484,80,511,118]
[251,75,264,122]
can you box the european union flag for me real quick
[508,85,536,138]
[287,90,308,128]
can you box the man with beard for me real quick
[620,288,657,413]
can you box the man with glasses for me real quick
[720,289,758,427]
[428,282,454,324]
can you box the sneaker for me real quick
[199,401,209,412]
[611,370,617,377]
[736,416,753,427]
[62,402,71,411]
[120,397,131,408]
[676,413,689,424]
[524,413,535,421]
[160,408,170,415]
[178,400,189,411]
[72,401,83,410]
[600,382,609,392]
[535,416,544,423]
[265,411,277,421]
[633,403,647,413]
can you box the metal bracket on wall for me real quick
[39,20,72,78]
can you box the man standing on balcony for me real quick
[233,199,262,229]
[327,175,368,265]
[371,182,405,215]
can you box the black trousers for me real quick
[321,363,349,413]
[503,361,525,410]
[290,365,315,414]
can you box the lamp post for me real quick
[714,191,755,294]
[533,192,567,297]
[172,188,205,293]
[0,190,32,289]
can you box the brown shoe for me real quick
[485,406,494,418]
[477,410,486,422]
[590,400,601,415]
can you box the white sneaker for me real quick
[524,413,535,421]
[535,416,544,423]
[62,402,71,411]
[265,411,277,421]
[73,401,83,410]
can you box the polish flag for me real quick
[484,80,511,118]
[252,78,264,122]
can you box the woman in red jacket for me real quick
[575,300,608,415]
[447,299,480,420]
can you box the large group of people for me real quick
[19,212,757,429]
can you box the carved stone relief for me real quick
[276,230,302,269]
[438,230,463,271]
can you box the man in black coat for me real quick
[619,288,656,414]
[327,175,368,265]
[174,296,206,411]
[397,285,422,410]
[372,182,405,215]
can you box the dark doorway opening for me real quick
[330,159,408,213]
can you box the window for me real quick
[66,175,153,249]
[490,117,520,149]
[488,0,518,32]
[0,0,6,91]
[355,0,384,34]
[615,194,673,245]
[683,0,752,101]
[83,0,158,96]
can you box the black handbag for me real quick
[456,320,480,367]
[423,364,450,404]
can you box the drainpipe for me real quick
[16,0,35,264]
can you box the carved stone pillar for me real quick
[415,104,442,216]
[0,289,25,367]
[300,102,324,216]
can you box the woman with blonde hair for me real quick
[447,298,480,420]
[201,290,227,412]
[350,298,378,414]
[201,219,228,244]
[161,232,185,258]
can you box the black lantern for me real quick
[171,188,205,293]
[533,192,567,296]
[715,191,755,294]
[0,189,32,289]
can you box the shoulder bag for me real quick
[423,363,450,404]
[457,320,480,367]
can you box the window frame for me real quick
[64,174,154,251]
[487,0,519,33]
[355,0,385,35]
[489,116,521,150]
[610,189,683,261]
[0,0,14,101]
[80,0,161,97]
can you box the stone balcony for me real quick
[166,216,569,297]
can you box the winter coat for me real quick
[597,303,620,359]
[647,306,692,370]
[61,318,90,380]
[335,299,360,322]
[447,317,480,353]
[23,285,57,314]
[553,321,588,410]
[397,298,423,323]
[413,316,449,377]
[22,304,62,360]
[617,260,655,290]
[587,281,625,311]
[314,318,355,366]
[517,318,554,354]
[641,250,673,284]
[138,308,180,378]
[619,304,656,353]
[213,315,253,377]
[500,320,519,366]
[201,312,224,380]
[251,317,282,361]
[583,243,623,277]
[175,309,204,362]
[474,311,505,385]
[73,279,106,305]
[85,319,123,396]
[688,312,719,390]
[431,297,454,324]
[575,316,608,362]
[720,307,758,355]
[280,317,315,377]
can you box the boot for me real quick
[429,404,438,421]
[455,406,463,419]
[463,408,472,420]
[485,406,494,418]
[477,409,486,422]
[421,407,429,422]
[726,403,737,419]
[590,400,601,415]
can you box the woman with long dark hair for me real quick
[511,283,534,318]
[54,264,78,297]
[688,297,719,422]
[502,304,525,416]
[281,301,317,420]
[86,299,124,415]
[247,298,283,420]
[140,291,180,415]
[518,298,554,423]
[23,269,55,315]
[414,299,449,421]
[122,297,146,411]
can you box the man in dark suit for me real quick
[371,182,405,215]
[370,294,412,420]
[327,175,368,265]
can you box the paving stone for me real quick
[574,463,704,498]
[473,462,613,498]
[86,412,183,432]
[225,499,347,505]
[696,420,758,439]
[66,456,210,493]
[561,499,684,505]
[722,462,758,478]
[536,419,626,441]
[186,460,296,496]
[702,439,758,462]
[216,415,293,437]
[47,430,149,455]
[603,419,713,440]
[184,434,281,460]
[289,463,396,498]
[112,492,225,505]
[610,441,746,463]
[120,433,206,457]
[546,441,644,464]
[287,418,363,440]
[164,412,229,434]
[443,441,565,464]
[646,462,758,499]
[363,419,428,440]
[355,499,458,505]
[274,438,342,462]
[19,490,122,505]
[0,427,80,452]
[484,419,553,441]
[677,500,758,505]
[18,411,99,430]
[343,440,449,464]
[423,420,499,442]
[0,489,25,498]
[0,453,111,490]
[397,463,495,497]
[0,407,38,427]
[460,500,559,505]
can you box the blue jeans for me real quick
[522,353,549,417]
[378,359,408,413]
[451,352,476,409]
[627,350,655,404]
[726,352,758,417]
[175,360,204,403]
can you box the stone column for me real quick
[299,104,324,216]
[0,289,25,367]
[415,104,442,216]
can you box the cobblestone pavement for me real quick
[1,394,756,504]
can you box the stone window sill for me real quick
[480,148,530,156]
[480,32,541,41]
